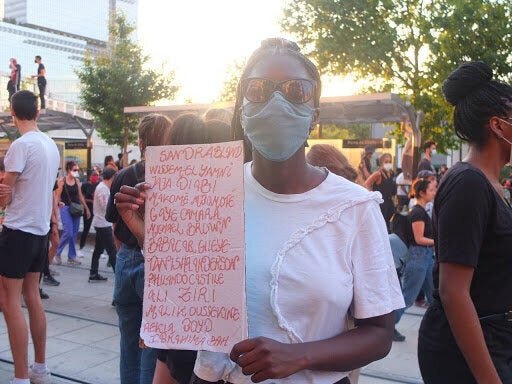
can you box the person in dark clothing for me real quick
[105,113,173,384]
[31,56,46,109]
[358,144,374,182]
[7,58,21,105]
[115,153,123,170]
[88,167,117,282]
[418,62,512,383]
[394,178,436,341]
[364,153,397,231]
[78,170,99,253]
[417,140,436,173]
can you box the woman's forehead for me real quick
[248,54,310,80]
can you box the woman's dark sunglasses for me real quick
[241,78,315,104]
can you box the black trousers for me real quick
[37,79,46,109]
[419,300,512,383]
[90,226,117,275]
[80,204,93,249]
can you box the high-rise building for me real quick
[4,0,137,42]
[1,0,138,105]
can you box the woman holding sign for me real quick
[116,38,404,384]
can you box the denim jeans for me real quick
[57,206,80,259]
[114,243,156,384]
[90,226,117,275]
[395,245,434,323]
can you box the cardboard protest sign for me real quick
[140,141,247,353]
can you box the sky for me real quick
[137,0,357,104]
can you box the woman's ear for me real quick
[489,116,506,139]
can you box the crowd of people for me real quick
[0,39,510,384]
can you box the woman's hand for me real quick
[230,337,306,382]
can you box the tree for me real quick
[310,123,371,140]
[76,13,179,150]
[217,59,245,103]
[281,0,512,152]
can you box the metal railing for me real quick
[0,72,85,114]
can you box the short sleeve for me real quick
[408,206,424,223]
[4,140,27,173]
[435,169,492,268]
[105,171,122,223]
[350,200,405,319]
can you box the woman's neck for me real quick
[415,198,428,209]
[250,150,326,194]
[465,143,506,184]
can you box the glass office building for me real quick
[1,0,137,108]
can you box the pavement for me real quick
[0,233,426,384]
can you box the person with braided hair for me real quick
[418,61,512,383]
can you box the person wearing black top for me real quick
[7,58,21,105]
[105,113,172,384]
[54,161,90,265]
[364,153,397,230]
[358,144,374,181]
[393,178,435,341]
[31,56,46,109]
[418,62,512,384]
[79,170,99,252]
[417,140,436,173]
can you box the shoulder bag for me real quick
[64,178,84,217]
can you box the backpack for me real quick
[389,211,412,247]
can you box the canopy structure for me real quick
[125,92,423,180]
[0,99,96,168]
[0,109,95,140]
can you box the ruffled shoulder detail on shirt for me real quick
[269,191,383,342]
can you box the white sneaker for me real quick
[29,365,52,384]
[52,255,62,265]
[77,249,85,258]
[100,252,108,260]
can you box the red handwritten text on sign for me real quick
[141,141,246,353]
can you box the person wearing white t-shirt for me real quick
[116,38,404,384]
[88,167,117,282]
[0,90,59,384]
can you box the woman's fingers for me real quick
[115,186,145,207]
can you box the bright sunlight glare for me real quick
[138,0,359,104]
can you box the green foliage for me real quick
[217,59,245,103]
[76,13,179,148]
[281,0,512,152]
[500,164,511,183]
[310,123,371,139]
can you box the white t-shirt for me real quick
[395,172,409,197]
[4,131,59,236]
[92,181,111,228]
[195,163,405,384]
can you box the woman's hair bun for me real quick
[442,61,493,106]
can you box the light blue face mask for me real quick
[241,93,315,162]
